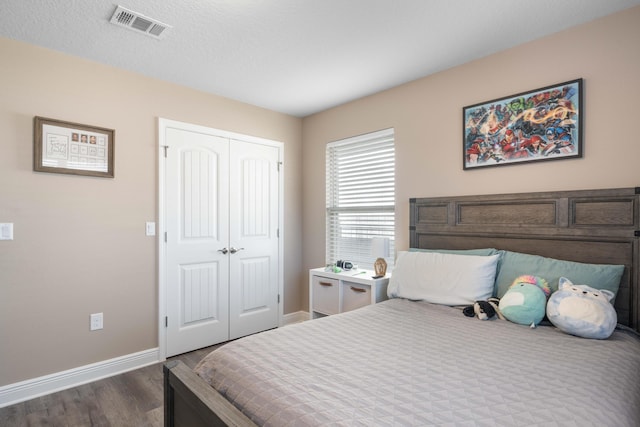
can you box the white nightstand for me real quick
[309,267,389,319]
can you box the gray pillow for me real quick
[494,251,625,301]
[409,247,500,256]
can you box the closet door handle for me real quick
[229,247,244,254]
[218,248,229,254]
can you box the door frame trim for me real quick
[157,118,284,360]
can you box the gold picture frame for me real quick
[34,116,115,178]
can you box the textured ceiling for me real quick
[1,0,639,117]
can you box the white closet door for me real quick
[161,119,282,358]
[165,128,230,357]
[228,139,280,339]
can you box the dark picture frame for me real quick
[34,116,115,178]
[463,78,582,170]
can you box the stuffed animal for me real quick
[546,277,617,339]
[499,275,550,328]
[463,298,504,320]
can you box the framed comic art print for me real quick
[34,116,115,178]
[463,78,582,170]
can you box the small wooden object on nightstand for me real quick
[309,268,390,319]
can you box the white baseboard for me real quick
[1,315,310,408]
[0,348,160,408]
[281,310,309,326]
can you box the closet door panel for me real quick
[165,128,230,357]
[229,140,280,339]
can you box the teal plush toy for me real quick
[499,275,551,328]
[546,277,617,339]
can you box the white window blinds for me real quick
[326,128,395,270]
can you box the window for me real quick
[326,128,395,270]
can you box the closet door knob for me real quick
[229,247,244,254]
[218,248,229,254]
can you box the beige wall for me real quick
[0,38,303,386]
[301,7,640,309]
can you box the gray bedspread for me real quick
[195,298,640,426]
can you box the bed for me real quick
[164,187,640,426]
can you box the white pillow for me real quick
[387,251,500,305]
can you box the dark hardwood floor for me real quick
[0,344,224,427]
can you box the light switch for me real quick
[146,221,156,236]
[0,223,13,240]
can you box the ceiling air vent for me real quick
[109,6,171,39]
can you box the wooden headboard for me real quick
[409,187,640,332]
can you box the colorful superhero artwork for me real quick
[463,79,582,169]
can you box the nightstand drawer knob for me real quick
[350,286,366,293]
[319,281,333,287]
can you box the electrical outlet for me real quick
[90,313,103,331]
[0,223,13,240]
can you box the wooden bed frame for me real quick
[410,187,640,330]
[165,187,639,426]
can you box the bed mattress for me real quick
[195,298,640,426]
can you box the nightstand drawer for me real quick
[342,281,372,312]
[309,268,389,319]
[312,276,339,315]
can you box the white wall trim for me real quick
[281,311,309,326]
[0,314,305,409]
[0,348,159,408]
